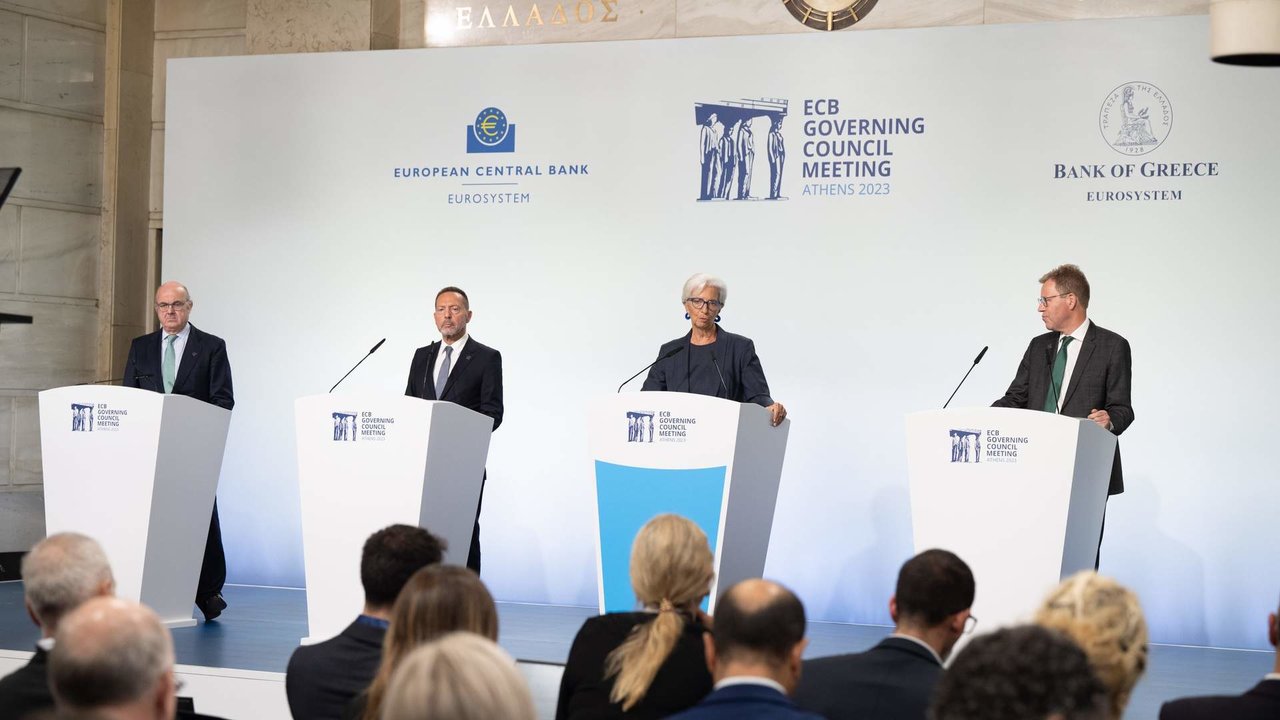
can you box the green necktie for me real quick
[163,334,177,393]
[1043,336,1074,412]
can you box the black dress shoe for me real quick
[197,593,227,622]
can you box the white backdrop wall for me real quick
[165,15,1279,649]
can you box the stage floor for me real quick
[1,582,1270,719]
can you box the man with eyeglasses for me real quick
[794,549,976,720]
[123,281,234,621]
[991,264,1133,566]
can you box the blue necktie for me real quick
[435,345,453,399]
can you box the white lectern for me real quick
[589,393,789,613]
[905,408,1117,632]
[295,394,493,643]
[38,385,231,628]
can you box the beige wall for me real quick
[1,0,1206,552]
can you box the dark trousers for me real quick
[196,499,227,601]
[466,473,485,575]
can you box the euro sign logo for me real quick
[467,107,516,153]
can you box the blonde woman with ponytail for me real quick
[556,514,716,720]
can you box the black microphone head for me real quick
[973,346,988,364]
[369,338,386,354]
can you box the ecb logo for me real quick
[333,412,358,442]
[695,99,789,202]
[949,429,981,464]
[467,107,516,153]
[627,411,655,443]
[1099,82,1172,156]
[71,403,94,432]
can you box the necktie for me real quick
[1043,336,1074,413]
[434,345,453,399]
[163,334,177,393]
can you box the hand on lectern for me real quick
[1087,408,1112,431]
[768,402,787,427]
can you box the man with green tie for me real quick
[123,281,234,620]
[992,264,1133,565]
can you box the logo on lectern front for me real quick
[627,411,655,443]
[71,403,94,432]
[949,429,982,463]
[333,412,358,442]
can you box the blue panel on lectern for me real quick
[595,461,726,613]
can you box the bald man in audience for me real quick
[0,533,115,720]
[669,579,823,720]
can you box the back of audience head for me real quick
[930,624,1106,720]
[362,565,499,720]
[361,524,446,613]
[1035,571,1148,720]
[892,548,975,660]
[382,632,535,720]
[605,513,714,710]
[707,578,807,693]
[49,597,175,720]
[22,533,115,637]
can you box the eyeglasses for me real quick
[685,298,724,311]
[155,302,190,311]
[963,614,978,634]
[1037,293,1071,307]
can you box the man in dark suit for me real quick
[795,549,975,720]
[404,286,503,575]
[992,264,1133,563]
[286,524,444,720]
[0,533,115,720]
[669,579,823,720]
[122,281,234,621]
[1158,596,1280,720]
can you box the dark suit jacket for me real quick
[1159,679,1280,720]
[668,683,825,720]
[992,321,1133,495]
[0,647,52,720]
[793,637,942,720]
[285,620,386,720]
[122,323,235,410]
[404,337,503,430]
[640,327,774,407]
[556,612,713,720]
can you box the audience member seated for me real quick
[382,632,536,720]
[0,532,115,720]
[1158,593,1280,720]
[556,514,715,720]
[668,578,823,720]
[1035,571,1148,720]
[350,565,498,720]
[930,624,1106,720]
[794,548,975,720]
[287,524,445,720]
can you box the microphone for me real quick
[942,345,988,409]
[86,377,125,385]
[709,350,729,397]
[618,346,684,393]
[330,338,386,393]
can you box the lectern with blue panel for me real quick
[590,393,790,613]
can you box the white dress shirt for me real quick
[1054,318,1091,413]
[713,675,788,694]
[889,632,944,665]
[161,322,192,377]
[432,333,469,389]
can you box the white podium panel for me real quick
[39,385,231,628]
[589,393,789,613]
[295,394,492,644]
[906,408,1116,632]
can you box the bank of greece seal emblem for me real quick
[1099,82,1171,156]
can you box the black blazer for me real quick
[668,683,825,720]
[793,637,943,720]
[0,647,52,720]
[286,620,387,720]
[556,612,713,720]
[122,323,235,410]
[992,321,1133,495]
[1159,679,1280,720]
[404,337,503,430]
[640,327,774,407]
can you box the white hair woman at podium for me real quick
[556,514,716,719]
[640,273,787,426]
[1035,571,1149,720]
